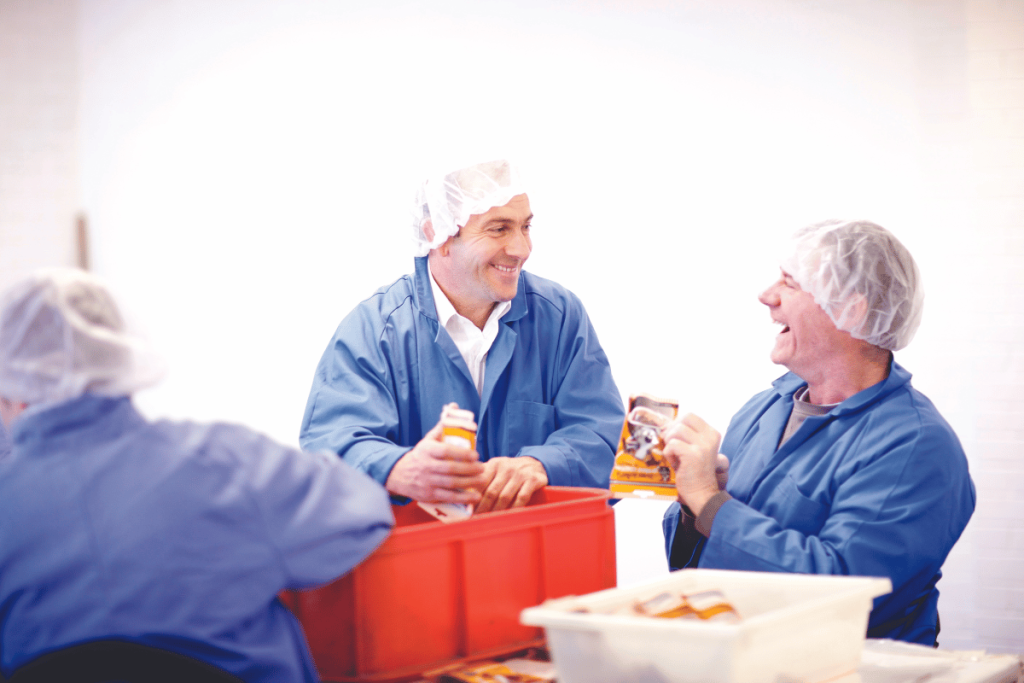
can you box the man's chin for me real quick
[493,285,518,302]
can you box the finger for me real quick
[424,421,445,442]
[441,444,481,463]
[490,473,522,511]
[428,471,487,492]
[661,441,683,469]
[661,415,685,432]
[440,460,486,477]
[476,459,498,492]
[421,439,479,463]
[492,460,547,511]
[681,413,710,431]
[475,463,514,514]
[427,486,481,505]
[662,421,702,446]
[715,454,730,472]
[660,422,683,443]
[510,477,543,509]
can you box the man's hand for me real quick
[661,413,729,516]
[473,456,548,514]
[385,422,486,504]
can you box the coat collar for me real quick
[10,394,139,446]
[770,358,912,417]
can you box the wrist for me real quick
[681,486,720,518]
[695,490,731,537]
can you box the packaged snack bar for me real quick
[609,394,679,500]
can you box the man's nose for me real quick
[506,226,532,258]
[758,282,780,307]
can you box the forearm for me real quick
[332,434,410,486]
[518,433,614,488]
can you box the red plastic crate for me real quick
[281,486,616,682]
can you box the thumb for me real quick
[425,421,445,442]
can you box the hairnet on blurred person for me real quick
[780,219,924,351]
[411,159,527,257]
[0,267,394,682]
[0,268,163,406]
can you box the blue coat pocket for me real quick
[505,400,556,456]
[765,474,830,536]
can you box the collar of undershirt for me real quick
[792,385,837,416]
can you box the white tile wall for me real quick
[957,0,1024,655]
[0,0,78,289]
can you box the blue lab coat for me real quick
[300,257,623,489]
[0,417,9,460]
[0,394,393,681]
[663,362,975,644]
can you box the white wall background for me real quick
[2,0,1022,655]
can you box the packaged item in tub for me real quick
[630,589,741,623]
[520,568,892,683]
[437,659,555,683]
[609,393,679,500]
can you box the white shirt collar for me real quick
[427,261,511,395]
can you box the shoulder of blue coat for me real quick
[341,273,418,329]
[520,270,584,314]
[150,418,297,466]
[877,374,957,436]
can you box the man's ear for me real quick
[835,292,869,335]
[422,219,435,243]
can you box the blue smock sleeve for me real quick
[238,427,394,588]
[663,367,974,644]
[701,413,975,643]
[299,304,412,487]
[0,418,10,460]
[705,425,972,576]
[514,295,623,489]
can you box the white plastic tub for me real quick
[520,568,891,683]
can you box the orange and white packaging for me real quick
[418,403,478,523]
[609,393,680,500]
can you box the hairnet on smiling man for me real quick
[780,219,924,351]
[411,159,527,257]
[0,268,164,406]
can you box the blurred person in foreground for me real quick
[0,269,394,681]
[300,159,623,513]
[661,220,975,645]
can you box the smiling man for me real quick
[300,159,623,512]
[660,219,975,646]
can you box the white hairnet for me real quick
[411,159,526,257]
[0,268,164,406]
[780,219,924,351]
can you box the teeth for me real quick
[495,265,517,273]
